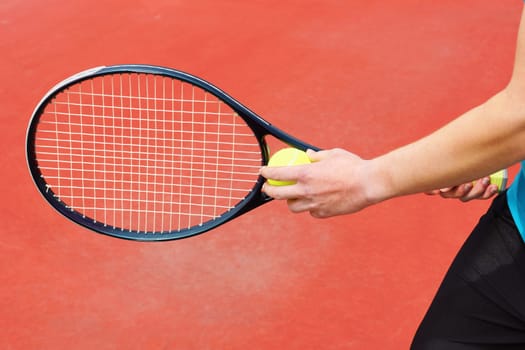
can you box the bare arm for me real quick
[261,8,525,217]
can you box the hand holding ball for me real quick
[472,168,508,192]
[266,148,311,186]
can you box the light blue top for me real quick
[507,162,525,239]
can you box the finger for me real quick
[305,149,328,162]
[309,209,333,219]
[479,184,499,200]
[425,189,442,195]
[460,177,490,202]
[259,164,307,184]
[439,187,454,192]
[425,187,454,195]
[286,198,313,213]
[261,182,305,200]
[439,183,472,199]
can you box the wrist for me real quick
[361,157,397,206]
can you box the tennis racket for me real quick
[26,64,319,241]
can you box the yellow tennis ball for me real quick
[267,148,311,186]
[489,169,508,192]
[472,169,508,192]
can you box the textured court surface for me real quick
[0,1,522,349]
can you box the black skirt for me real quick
[411,191,525,349]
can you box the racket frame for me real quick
[26,64,318,241]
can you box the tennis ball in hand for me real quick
[473,169,508,192]
[267,148,311,186]
[489,169,508,192]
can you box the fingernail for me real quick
[482,177,490,186]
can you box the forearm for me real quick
[369,87,525,202]
[368,7,525,203]
[261,6,525,218]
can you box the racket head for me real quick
[26,65,287,241]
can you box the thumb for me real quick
[306,149,329,162]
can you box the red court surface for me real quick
[1,1,522,349]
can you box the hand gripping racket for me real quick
[26,65,319,241]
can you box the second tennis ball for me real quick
[472,169,508,192]
[489,169,508,192]
[267,148,311,186]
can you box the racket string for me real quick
[34,73,262,233]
